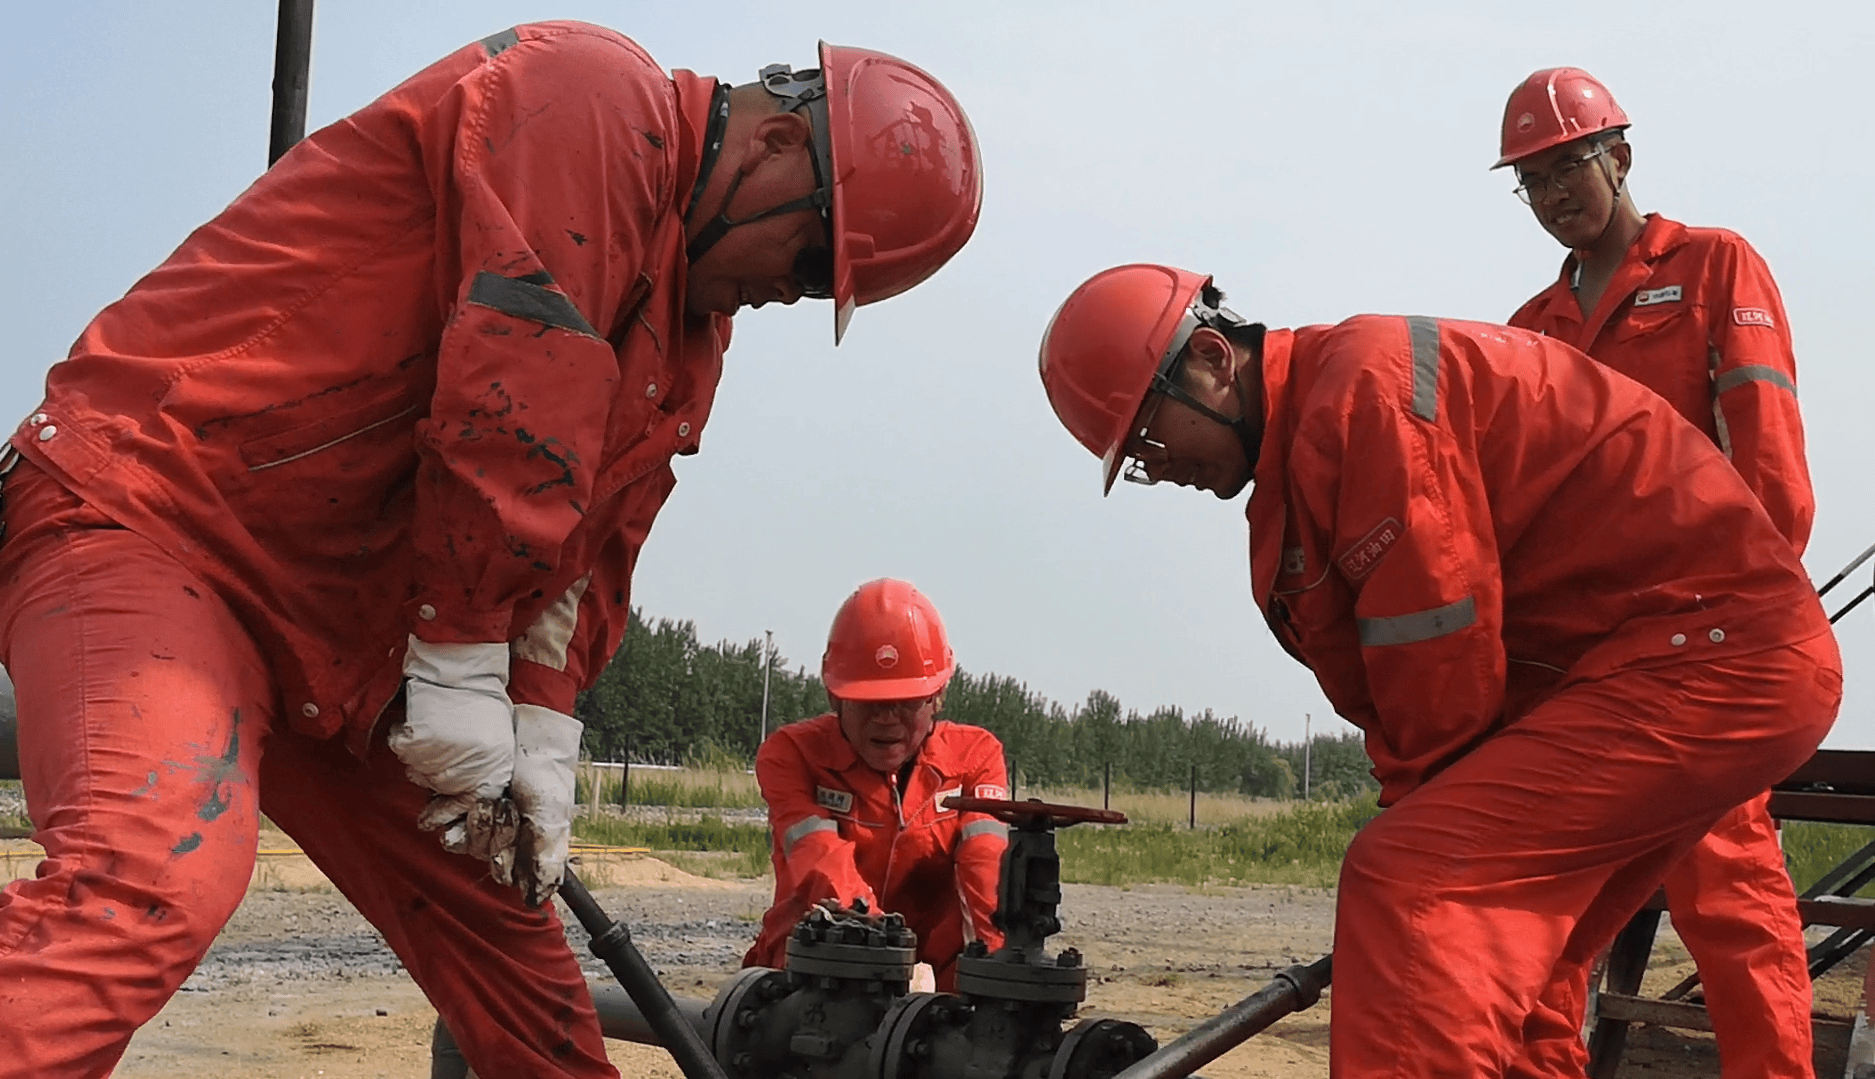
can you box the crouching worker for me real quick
[746,579,1008,991]
[1037,264,1842,1077]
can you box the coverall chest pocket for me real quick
[1609,301,1711,423]
[211,378,421,561]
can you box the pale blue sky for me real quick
[3,1,1871,746]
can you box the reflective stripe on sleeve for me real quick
[1714,364,1797,398]
[960,819,1007,843]
[467,271,600,338]
[512,573,593,672]
[1357,596,1477,647]
[481,28,521,57]
[1406,316,1440,421]
[782,815,838,857]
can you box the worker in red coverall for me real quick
[1037,263,1842,1078]
[0,22,981,1079]
[746,578,1009,992]
[1496,66,1817,1079]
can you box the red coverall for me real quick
[0,23,728,1078]
[1243,315,1840,1077]
[746,714,1008,990]
[1510,213,1814,1079]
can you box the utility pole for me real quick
[269,0,316,166]
[1303,713,1312,801]
[759,629,774,743]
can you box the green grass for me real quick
[1057,796,1383,889]
[574,813,772,877]
[574,766,766,809]
[1784,821,1875,895]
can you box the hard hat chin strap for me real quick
[684,62,837,267]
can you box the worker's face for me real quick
[685,113,833,318]
[1513,136,1630,250]
[1123,329,1258,499]
[837,690,944,774]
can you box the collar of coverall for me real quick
[1560,212,1684,297]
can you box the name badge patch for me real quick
[935,786,963,813]
[1734,307,1776,328]
[1338,517,1403,581]
[974,784,1007,801]
[1633,285,1683,307]
[815,786,853,814]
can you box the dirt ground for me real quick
[2,834,1866,1078]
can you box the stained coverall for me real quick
[0,23,728,1078]
[747,714,1008,990]
[1243,315,1839,1077]
[1510,213,1813,1079]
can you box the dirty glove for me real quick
[390,636,517,860]
[492,703,582,906]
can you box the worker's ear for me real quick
[1609,138,1633,185]
[1183,327,1240,394]
[827,690,842,715]
[930,688,947,713]
[743,109,812,170]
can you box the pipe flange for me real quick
[704,965,787,1076]
[955,954,1088,1003]
[1048,1018,1158,1079]
[868,992,962,1079]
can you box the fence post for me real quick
[621,739,631,808]
[1188,763,1197,830]
[589,758,601,819]
[1103,761,1111,811]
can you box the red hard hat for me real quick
[1038,263,1213,494]
[1494,67,1630,169]
[822,579,955,701]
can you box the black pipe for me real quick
[268,0,316,165]
[559,870,731,1079]
[1108,954,1332,1079]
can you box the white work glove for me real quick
[492,703,583,907]
[390,636,517,861]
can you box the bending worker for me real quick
[747,578,1009,991]
[1037,264,1840,1077]
[1497,67,1815,1079]
[0,22,980,1079]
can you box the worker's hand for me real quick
[390,636,517,858]
[492,703,582,906]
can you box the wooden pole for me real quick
[1104,761,1112,810]
[1189,763,1197,829]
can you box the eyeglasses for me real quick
[1512,144,1611,205]
[792,243,834,299]
[849,693,940,720]
[1119,393,1170,485]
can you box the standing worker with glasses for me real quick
[0,21,981,1078]
[747,579,1009,993]
[1498,67,1816,1079]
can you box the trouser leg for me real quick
[1663,794,1814,1079]
[1331,636,1840,1079]
[259,718,617,1078]
[0,499,271,1077]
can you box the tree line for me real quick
[575,607,1378,799]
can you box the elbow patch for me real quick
[1358,595,1477,647]
[467,271,599,338]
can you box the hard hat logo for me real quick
[1516,112,1535,133]
[875,645,899,669]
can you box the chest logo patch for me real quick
[1338,517,1403,581]
[935,786,963,814]
[975,784,1007,801]
[815,786,854,814]
[1633,285,1683,307]
[1281,546,1306,576]
[1733,307,1776,328]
